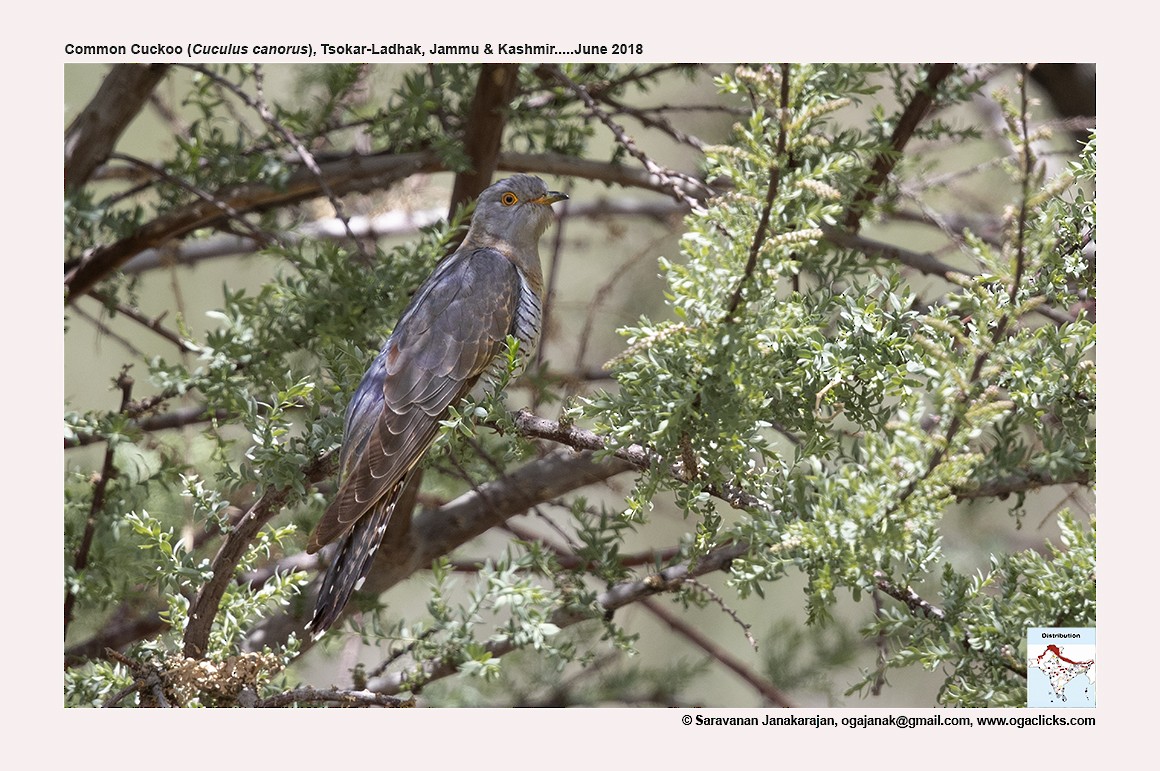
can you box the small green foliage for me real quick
[64,658,135,708]
[586,64,1095,704]
[853,512,1095,707]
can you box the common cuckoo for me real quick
[305,174,568,637]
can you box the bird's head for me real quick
[465,175,568,255]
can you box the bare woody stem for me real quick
[640,596,793,707]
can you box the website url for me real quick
[976,715,1095,728]
[838,714,1095,728]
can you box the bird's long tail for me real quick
[307,481,403,639]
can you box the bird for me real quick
[305,174,568,638]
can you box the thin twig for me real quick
[65,369,134,638]
[66,404,233,449]
[724,63,791,321]
[873,572,946,620]
[1011,65,1032,308]
[573,229,679,393]
[365,627,440,681]
[87,290,202,354]
[535,177,572,379]
[639,597,791,707]
[540,65,710,211]
[192,63,371,261]
[109,152,277,248]
[599,93,707,151]
[870,589,889,696]
[70,304,146,359]
[843,63,956,232]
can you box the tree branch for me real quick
[957,467,1091,501]
[65,369,134,639]
[66,404,232,449]
[365,540,750,695]
[64,150,713,304]
[183,452,338,658]
[843,63,956,231]
[538,64,711,210]
[65,64,170,193]
[64,150,446,303]
[85,289,203,354]
[114,197,684,276]
[450,64,521,211]
[254,687,411,708]
[640,596,792,707]
[66,608,166,667]
[510,410,776,516]
[873,572,945,620]
[242,447,635,653]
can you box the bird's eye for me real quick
[500,192,519,206]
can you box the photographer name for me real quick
[691,715,837,727]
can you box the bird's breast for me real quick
[511,273,543,372]
[482,270,542,388]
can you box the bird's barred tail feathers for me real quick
[307,483,401,639]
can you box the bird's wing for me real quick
[307,248,520,552]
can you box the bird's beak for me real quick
[532,191,568,205]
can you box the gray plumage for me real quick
[306,175,567,637]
